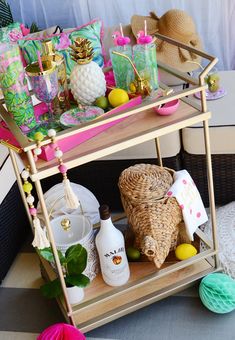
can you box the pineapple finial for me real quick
[70,38,94,65]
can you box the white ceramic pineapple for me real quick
[70,38,106,105]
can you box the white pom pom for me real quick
[47,129,56,137]
[21,170,29,179]
[26,195,35,204]
[34,147,42,155]
[54,149,63,158]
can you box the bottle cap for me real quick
[42,39,55,55]
[99,204,110,220]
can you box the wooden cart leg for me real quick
[26,149,76,326]
[155,137,163,167]
[8,148,32,228]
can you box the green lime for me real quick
[95,96,109,110]
[126,247,141,261]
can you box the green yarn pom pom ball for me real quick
[199,273,235,314]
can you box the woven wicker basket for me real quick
[118,164,183,268]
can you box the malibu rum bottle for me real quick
[95,205,130,286]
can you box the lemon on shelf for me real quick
[175,243,197,261]
[108,88,129,108]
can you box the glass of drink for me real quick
[26,58,59,127]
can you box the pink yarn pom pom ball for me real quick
[37,323,86,340]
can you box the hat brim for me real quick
[131,14,158,38]
[155,36,203,72]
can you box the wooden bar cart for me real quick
[0,34,220,333]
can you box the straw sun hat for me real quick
[131,9,203,72]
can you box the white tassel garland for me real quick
[63,178,80,209]
[32,217,50,249]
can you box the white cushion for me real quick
[0,144,9,168]
[182,71,235,155]
[101,131,181,160]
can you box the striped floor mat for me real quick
[1,231,234,340]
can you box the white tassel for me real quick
[63,178,80,209]
[32,217,50,249]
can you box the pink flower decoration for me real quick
[196,212,201,218]
[9,29,23,42]
[167,191,173,196]
[180,204,184,210]
[20,23,30,36]
[37,323,85,340]
[55,33,71,50]
[104,59,116,87]
[182,179,187,184]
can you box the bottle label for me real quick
[104,246,125,265]
[101,246,129,281]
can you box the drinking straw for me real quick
[37,50,44,73]
[119,23,124,37]
[144,20,147,36]
[119,23,126,50]
[144,20,147,50]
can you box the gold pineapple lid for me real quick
[70,37,94,65]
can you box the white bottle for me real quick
[95,204,130,286]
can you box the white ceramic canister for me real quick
[50,214,99,281]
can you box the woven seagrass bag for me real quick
[118,163,183,268]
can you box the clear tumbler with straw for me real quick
[109,23,135,90]
[133,20,159,91]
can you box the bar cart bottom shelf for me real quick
[40,254,217,333]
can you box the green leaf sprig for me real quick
[39,244,90,299]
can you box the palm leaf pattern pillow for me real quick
[18,19,105,77]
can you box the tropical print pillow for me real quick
[18,19,105,77]
[0,22,23,43]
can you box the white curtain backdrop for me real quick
[8,0,235,70]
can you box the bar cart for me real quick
[0,34,219,333]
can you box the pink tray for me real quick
[0,96,142,161]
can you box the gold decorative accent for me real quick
[25,58,57,76]
[41,39,55,56]
[0,139,22,153]
[61,218,71,231]
[112,51,151,96]
[70,38,94,65]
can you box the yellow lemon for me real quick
[108,88,129,107]
[175,243,197,261]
